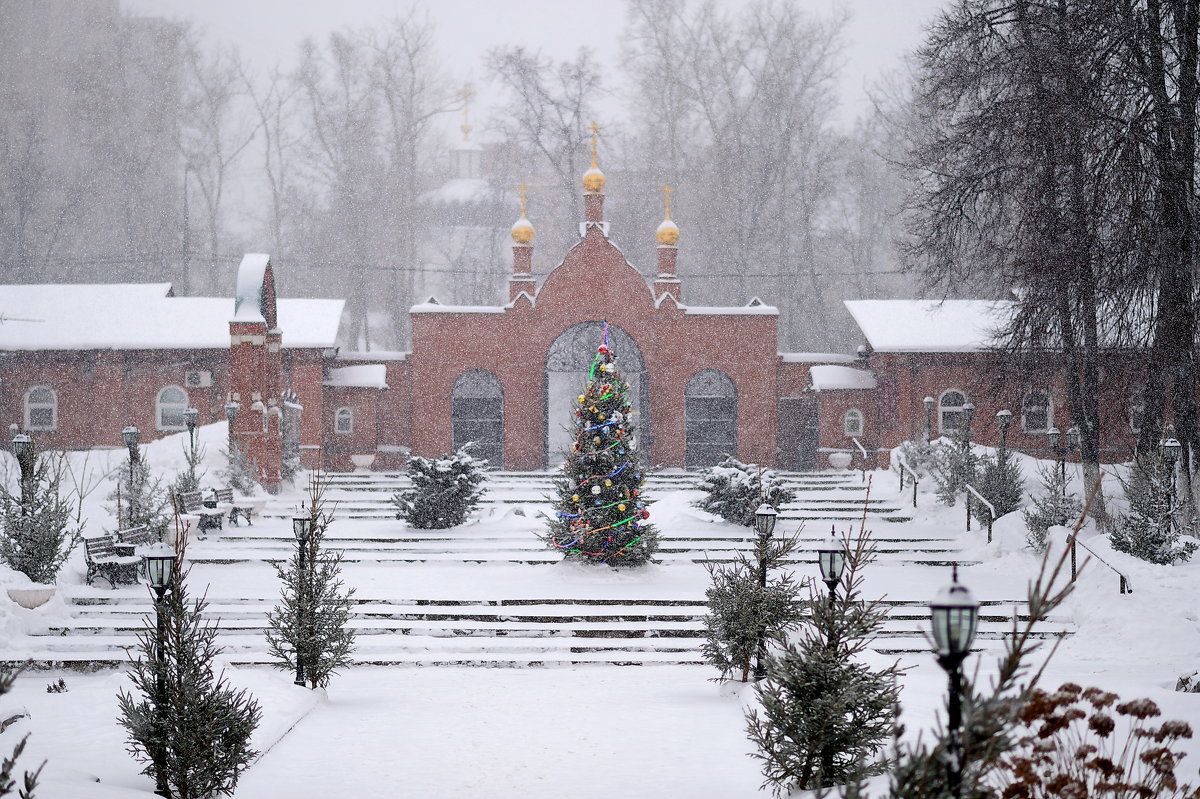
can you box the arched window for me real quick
[452,370,503,467]
[1129,394,1144,434]
[938,390,968,435]
[685,370,736,469]
[1021,390,1051,433]
[24,386,57,431]
[843,408,864,437]
[156,386,189,430]
[335,407,353,434]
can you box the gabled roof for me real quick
[0,283,343,350]
[844,299,1013,352]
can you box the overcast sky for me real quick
[121,0,947,132]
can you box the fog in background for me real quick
[0,0,945,352]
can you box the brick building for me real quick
[0,158,1152,486]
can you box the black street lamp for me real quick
[10,433,33,506]
[142,544,177,799]
[752,502,778,680]
[817,529,846,609]
[1047,425,1077,486]
[293,513,312,687]
[183,407,199,452]
[122,425,141,460]
[1161,433,1181,529]
[996,409,1012,456]
[930,566,979,799]
[924,396,935,442]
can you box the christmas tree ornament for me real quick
[591,485,601,495]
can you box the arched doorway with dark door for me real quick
[684,369,737,469]
[545,322,648,467]
[451,369,504,467]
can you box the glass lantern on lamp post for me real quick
[996,409,1012,457]
[183,407,199,453]
[817,529,846,609]
[10,434,33,506]
[930,566,979,799]
[751,503,778,680]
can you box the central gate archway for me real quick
[545,322,648,466]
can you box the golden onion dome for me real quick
[582,165,606,193]
[656,218,680,246]
[511,215,534,244]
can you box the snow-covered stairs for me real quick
[22,594,1071,669]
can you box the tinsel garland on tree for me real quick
[544,325,658,566]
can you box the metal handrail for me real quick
[1073,535,1133,594]
[851,437,871,482]
[894,454,920,508]
[964,483,995,543]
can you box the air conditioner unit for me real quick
[184,370,212,388]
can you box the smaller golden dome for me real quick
[582,166,606,193]
[656,218,680,246]
[511,216,534,244]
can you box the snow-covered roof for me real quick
[233,253,271,322]
[844,299,1013,352]
[0,283,343,350]
[418,177,492,206]
[323,364,389,390]
[780,352,856,363]
[683,302,778,316]
[410,299,506,314]
[809,365,877,391]
[337,350,408,362]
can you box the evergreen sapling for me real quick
[0,448,82,584]
[1109,456,1199,565]
[117,543,261,799]
[171,441,205,497]
[694,458,796,527]
[266,474,357,689]
[220,442,258,496]
[393,447,488,529]
[971,446,1023,527]
[0,662,42,798]
[107,447,172,537]
[545,332,658,566]
[1023,463,1082,552]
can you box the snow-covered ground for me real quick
[1,425,1199,798]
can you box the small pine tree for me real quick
[1110,456,1199,565]
[107,449,172,536]
[544,332,659,566]
[117,553,261,799]
[0,450,82,584]
[279,404,301,484]
[897,439,939,479]
[702,525,804,682]
[746,526,903,794]
[0,662,43,798]
[170,442,205,497]
[220,441,258,495]
[695,458,796,527]
[971,447,1023,527]
[393,447,488,529]
[266,475,356,689]
[1023,463,1083,552]
[932,437,977,506]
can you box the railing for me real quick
[964,483,996,543]
[851,437,870,482]
[894,454,920,509]
[1072,534,1133,594]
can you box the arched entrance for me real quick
[545,322,647,466]
[685,369,737,468]
[451,370,504,467]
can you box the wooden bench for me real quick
[212,487,256,526]
[83,535,140,588]
[117,526,160,548]
[175,490,226,532]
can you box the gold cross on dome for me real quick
[459,82,476,141]
[517,182,529,216]
[662,184,674,219]
[586,120,603,161]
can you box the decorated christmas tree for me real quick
[545,325,659,566]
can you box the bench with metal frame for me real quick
[175,490,226,532]
[211,487,256,526]
[84,534,140,588]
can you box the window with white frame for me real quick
[335,407,353,434]
[843,408,863,437]
[156,385,189,430]
[1021,390,1051,433]
[25,386,57,431]
[938,390,968,435]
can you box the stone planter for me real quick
[827,451,853,470]
[350,453,377,472]
[6,585,56,609]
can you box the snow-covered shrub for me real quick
[171,441,205,496]
[0,450,83,584]
[1023,464,1082,552]
[702,529,803,682]
[117,558,261,799]
[747,530,901,793]
[107,449,173,537]
[393,447,488,529]
[220,441,258,495]
[280,404,301,483]
[896,439,938,478]
[694,458,796,526]
[971,447,1023,527]
[266,476,356,689]
[1109,456,1199,565]
[931,438,977,506]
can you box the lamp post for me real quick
[817,529,846,609]
[183,407,198,453]
[121,427,140,528]
[1046,426,1078,487]
[1161,433,1181,533]
[930,566,980,799]
[293,513,311,687]
[996,409,1012,457]
[10,434,33,507]
[752,503,778,680]
[924,396,935,442]
[142,543,177,799]
[961,402,975,449]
